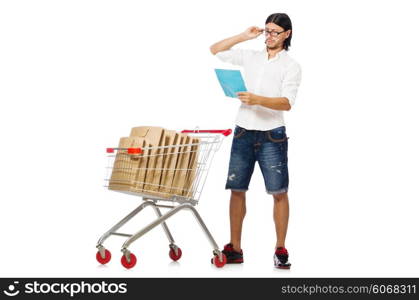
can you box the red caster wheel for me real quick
[121,253,137,269]
[212,253,227,268]
[169,247,182,261]
[96,249,111,265]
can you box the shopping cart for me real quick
[96,128,232,269]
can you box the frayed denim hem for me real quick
[226,188,248,192]
[266,188,288,195]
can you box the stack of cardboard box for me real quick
[108,126,200,199]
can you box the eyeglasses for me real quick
[263,29,285,37]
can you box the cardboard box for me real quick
[110,127,203,200]
[158,130,181,198]
[133,140,152,193]
[108,137,147,192]
[182,137,201,198]
[130,126,165,197]
[170,134,193,197]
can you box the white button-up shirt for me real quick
[216,47,302,130]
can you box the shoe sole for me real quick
[275,265,291,269]
[211,258,243,264]
[226,259,243,264]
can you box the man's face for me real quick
[264,22,291,50]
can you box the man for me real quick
[210,13,302,269]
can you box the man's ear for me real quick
[285,29,292,39]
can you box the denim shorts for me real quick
[225,125,289,195]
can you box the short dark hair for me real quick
[265,13,293,51]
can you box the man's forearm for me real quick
[255,95,291,111]
[210,33,249,55]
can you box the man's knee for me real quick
[231,190,246,199]
[273,192,288,202]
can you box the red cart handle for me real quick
[181,129,232,136]
[106,148,142,154]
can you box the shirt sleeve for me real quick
[215,49,250,66]
[282,62,302,107]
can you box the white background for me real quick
[1,0,418,277]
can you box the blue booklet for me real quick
[214,69,247,98]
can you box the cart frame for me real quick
[96,128,232,269]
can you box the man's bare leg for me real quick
[273,192,289,248]
[229,190,246,251]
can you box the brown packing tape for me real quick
[182,137,201,198]
[108,137,146,193]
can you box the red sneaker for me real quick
[221,243,244,264]
[274,247,291,269]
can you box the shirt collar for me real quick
[262,47,286,62]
